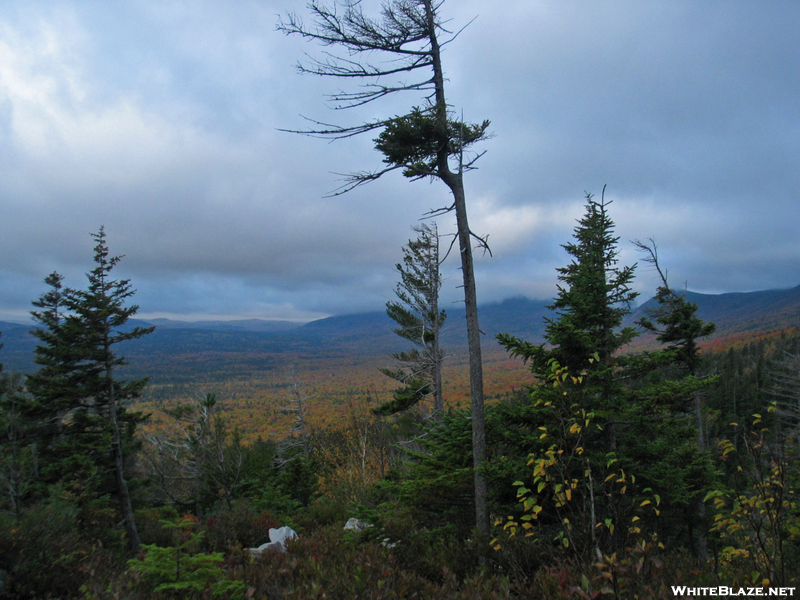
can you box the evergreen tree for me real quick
[547,192,638,373]
[28,228,153,551]
[491,193,639,555]
[632,239,717,558]
[378,223,446,419]
[500,190,638,404]
[635,240,715,377]
[27,272,82,464]
[495,198,722,558]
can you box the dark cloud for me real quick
[1,0,798,322]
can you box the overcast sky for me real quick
[1,1,798,323]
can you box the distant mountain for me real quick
[630,284,800,336]
[296,295,552,352]
[1,285,798,376]
[0,321,28,333]
[145,318,304,333]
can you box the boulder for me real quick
[344,517,371,532]
[249,525,297,555]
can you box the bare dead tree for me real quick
[766,351,800,448]
[278,0,491,535]
[143,393,243,511]
[279,366,314,462]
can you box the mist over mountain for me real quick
[2,284,798,376]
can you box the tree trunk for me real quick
[693,389,708,560]
[430,230,445,422]
[454,181,489,536]
[106,345,141,553]
[424,0,488,536]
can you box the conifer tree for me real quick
[27,272,80,454]
[378,223,446,419]
[633,239,717,558]
[500,190,638,400]
[635,240,716,379]
[28,228,153,551]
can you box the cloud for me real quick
[0,0,798,323]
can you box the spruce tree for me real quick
[547,192,638,373]
[635,240,716,378]
[632,239,717,558]
[28,272,82,459]
[500,190,638,399]
[28,228,153,551]
[378,223,446,419]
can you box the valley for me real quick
[2,284,798,441]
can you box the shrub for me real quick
[0,497,100,599]
[201,499,279,553]
[125,517,245,599]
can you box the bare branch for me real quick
[470,230,492,257]
[325,164,407,196]
[440,229,459,263]
[277,115,389,139]
[633,237,671,291]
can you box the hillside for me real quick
[629,284,800,342]
[2,284,799,375]
[2,284,798,440]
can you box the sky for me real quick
[1,1,798,323]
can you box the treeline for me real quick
[0,200,798,598]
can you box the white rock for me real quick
[249,525,298,555]
[344,518,371,531]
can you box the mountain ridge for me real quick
[1,284,798,375]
